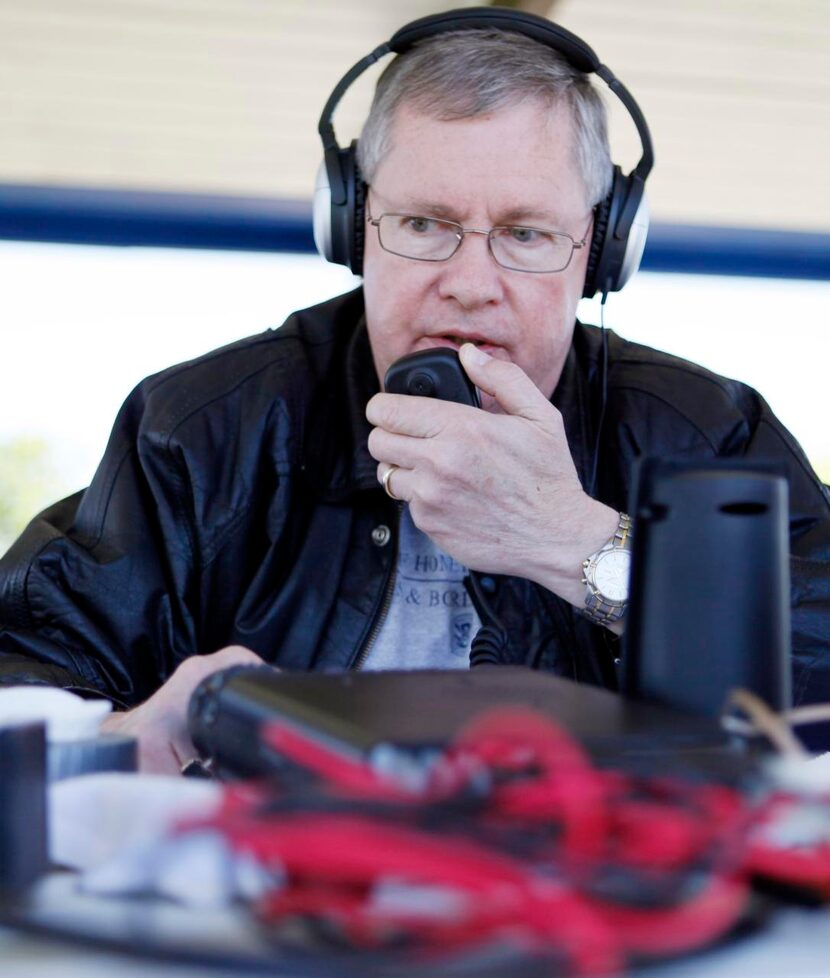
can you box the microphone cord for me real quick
[588,291,610,499]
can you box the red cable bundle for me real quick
[745,791,830,899]
[176,707,760,976]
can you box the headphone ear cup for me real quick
[351,152,366,277]
[313,159,334,263]
[314,141,364,273]
[331,143,355,270]
[615,190,649,293]
[583,167,649,298]
[583,177,614,299]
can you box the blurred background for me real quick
[1,0,828,550]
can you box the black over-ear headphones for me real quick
[313,6,654,298]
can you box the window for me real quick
[1,239,826,550]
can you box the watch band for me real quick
[581,512,633,626]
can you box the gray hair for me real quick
[357,29,613,209]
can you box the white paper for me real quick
[0,686,111,741]
[49,772,221,870]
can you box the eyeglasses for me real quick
[366,199,591,274]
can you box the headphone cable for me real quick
[588,291,610,498]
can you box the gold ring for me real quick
[381,464,400,500]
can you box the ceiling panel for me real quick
[0,0,827,231]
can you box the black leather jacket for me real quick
[1,288,829,710]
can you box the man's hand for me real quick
[100,645,266,775]
[366,343,619,613]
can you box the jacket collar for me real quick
[343,317,385,491]
[302,294,382,501]
[552,325,603,493]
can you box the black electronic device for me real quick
[188,665,753,784]
[0,722,48,894]
[313,6,653,297]
[623,459,791,717]
[384,348,480,407]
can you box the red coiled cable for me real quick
[176,707,765,975]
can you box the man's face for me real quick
[362,99,594,409]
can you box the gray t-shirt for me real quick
[361,505,481,671]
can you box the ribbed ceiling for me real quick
[0,0,827,231]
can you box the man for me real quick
[1,13,829,772]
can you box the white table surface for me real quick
[3,872,830,978]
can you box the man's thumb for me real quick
[459,343,550,420]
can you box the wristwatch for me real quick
[581,512,633,626]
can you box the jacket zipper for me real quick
[351,502,402,670]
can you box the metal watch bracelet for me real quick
[580,512,633,626]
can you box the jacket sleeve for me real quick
[0,382,204,707]
[738,399,830,709]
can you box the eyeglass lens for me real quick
[376,215,576,272]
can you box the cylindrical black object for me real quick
[622,460,791,717]
[47,734,138,782]
[0,722,48,893]
[189,665,279,779]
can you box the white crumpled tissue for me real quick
[0,685,112,741]
[0,686,246,906]
[50,774,249,906]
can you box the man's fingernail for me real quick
[461,343,490,366]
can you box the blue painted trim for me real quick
[0,183,828,280]
[0,184,315,253]
[643,222,830,282]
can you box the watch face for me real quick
[594,549,631,603]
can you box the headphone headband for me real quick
[314,6,654,296]
[388,9,601,71]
